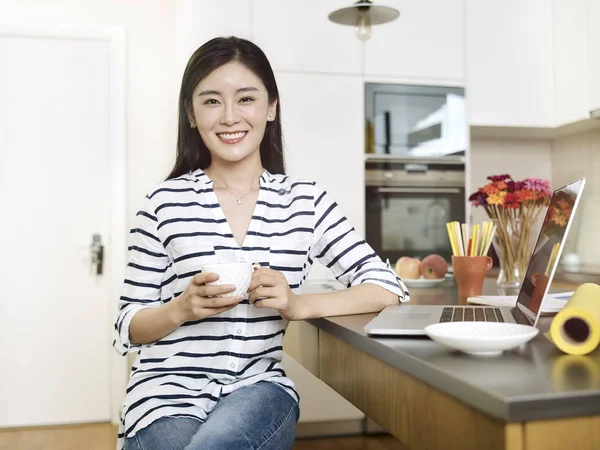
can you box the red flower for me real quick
[487,174,512,182]
[504,193,520,209]
[471,174,551,211]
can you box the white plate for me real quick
[402,277,445,288]
[424,322,539,356]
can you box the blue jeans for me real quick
[124,381,299,450]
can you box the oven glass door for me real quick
[365,186,465,263]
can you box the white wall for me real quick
[0,0,179,220]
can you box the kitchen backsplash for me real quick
[469,136,553,226]
[470,129,600,267]
[552,128,600,267]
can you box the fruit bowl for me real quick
[395,254,449,286]
[402,276,445,288]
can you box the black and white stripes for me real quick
[112,168,408,449]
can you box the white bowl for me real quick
[402,277,445,288]
[424,322,539,356]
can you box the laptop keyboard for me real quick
[439,307,505,323]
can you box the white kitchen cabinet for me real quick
[587,0,600,113]
[276,72,366,237]
[550,0,600,125]
[466,0,553,127]
[363,0,465,83]
[175,0,251,73]
[251,0,363,75]
[553,0,588,126]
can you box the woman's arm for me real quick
[249,267,398,320]
[130,273,244,345]
[113,196,170,355]
[119,196,245,349]
[292,283,398,320]
[128,300,184,345]
[249,183,408,320]
[306,183,409,314]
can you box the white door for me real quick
[0,31,120,427]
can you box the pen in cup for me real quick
[446,220,497,257]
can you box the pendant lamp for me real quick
[328,0,400,41]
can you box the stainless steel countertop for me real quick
[307,278,600,422]
[553,266,600,285]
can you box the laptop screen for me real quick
[515,178,586,320]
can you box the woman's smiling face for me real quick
[188,61,277,165]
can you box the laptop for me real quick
[364,177,586,336]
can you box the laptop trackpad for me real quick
[364,305,444,334]
[400,312,433,319]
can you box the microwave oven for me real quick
[365,83,466,158]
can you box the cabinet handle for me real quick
[376,187,461,194]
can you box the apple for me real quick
[395,256,421,279]
[420,254,448,279]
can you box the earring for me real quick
[268,113,274,121]
[190,121,196,128]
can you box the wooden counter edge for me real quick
[318,331,600,450]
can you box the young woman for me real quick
[114,36,409,450]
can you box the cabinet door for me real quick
[175,0,251,70]
[553,0,588,126]
[275,73,365,236]
[364,0,465,83]
[587,0,600,112]
[466,0,553,127]
[252,0,363,74]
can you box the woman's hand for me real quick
[248,267,300,320]
[172,272,244,323]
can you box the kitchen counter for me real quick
[306,278,600,423]
[553,265,600,285]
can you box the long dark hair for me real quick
[167,36,285,180]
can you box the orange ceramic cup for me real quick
[451,255,493,298]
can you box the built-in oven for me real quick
[365,156,466,263]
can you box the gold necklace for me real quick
[208,172,260,205]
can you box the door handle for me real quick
[376,187,461,194]
[90,234,104,275]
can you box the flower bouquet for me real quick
[469,175,552,288]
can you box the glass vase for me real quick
[491,217,532,289]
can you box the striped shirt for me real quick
[113,168,409,449]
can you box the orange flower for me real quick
[515,189,537,202]
[482,184,500,195]
[486,191,506,206]
[496,181,507,190]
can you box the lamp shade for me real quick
[328,1,400,26]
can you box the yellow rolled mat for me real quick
[545,283,600,356]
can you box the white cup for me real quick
[199,262,255,297]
